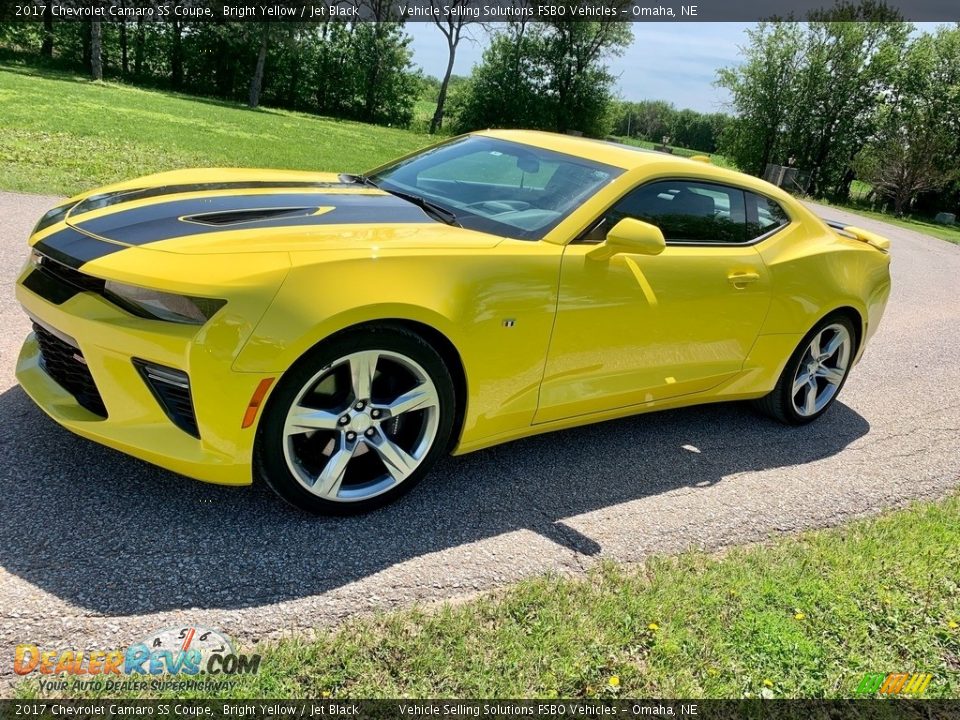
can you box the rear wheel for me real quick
[255,326,456,514]
[754,314,856,425]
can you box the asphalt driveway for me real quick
[1,191,958,693]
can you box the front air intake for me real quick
[133,359,200,438]
[32,321,107,418]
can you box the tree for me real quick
[916,25,960,215]
[119,17,128,75]
[854,28,960,214]
[41,14,53,57]
[716,22,804,176]
[716,3,910,198]
[429,0,471,134]
[132,18,145,75]
[248,23,271,109]
[451,23,547,132]
[788,5,910,198]
[170,20,183,88]
[635,100,674,141]
[670,109,726,153]
[90,21,102,80]
[451,20,630,136]
[855,130,952,215]
[613,100,676,141]
[357,22,421,125]
[543,20,632,135]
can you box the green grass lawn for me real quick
[16,494,960,700]
[0,65,435,197]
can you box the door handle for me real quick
[727,271,760,288]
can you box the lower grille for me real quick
[32,322,108,417]
[134,359,200,438]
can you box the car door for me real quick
[535,179,773,424]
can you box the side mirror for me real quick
[587,218,666,260]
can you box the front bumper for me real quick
[15,270,278,487]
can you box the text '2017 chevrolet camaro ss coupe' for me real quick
[16,131,891,513]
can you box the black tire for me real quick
[254,325,457,515]
[753,313,858,425]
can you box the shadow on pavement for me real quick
[0,384,870,614]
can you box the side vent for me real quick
[133,359,200,438]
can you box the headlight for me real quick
[24,247,44,275]
[103,281,226,325]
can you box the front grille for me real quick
[40,255,106,294]
[32,322,108,417]
[134,359,200,438]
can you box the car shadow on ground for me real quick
[0,384,870,615]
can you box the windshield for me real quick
[369,136,622,240]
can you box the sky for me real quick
[405,21,946,114]
[404,22,754,113]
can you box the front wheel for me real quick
[254,326,456,514]
[754,314,857,425]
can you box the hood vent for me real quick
[182,207,317,227]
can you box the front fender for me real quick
[233,243,564,446]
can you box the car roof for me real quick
[477,129,667,169]
[474,129,787,199]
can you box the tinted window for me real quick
[746,192,790,239]
[602,180,747,244]
[370,136,620,240]
[418,148,560,190]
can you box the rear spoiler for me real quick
[823,219,891,252]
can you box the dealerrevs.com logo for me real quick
[14,626,261,694]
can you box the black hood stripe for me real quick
[71,192,432,246]
[33,227,124,269]
[71,180,357,215]
[33,202,75,234]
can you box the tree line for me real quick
[610,100,731,154]
[0,11,634,136]
[0,16,423,126]
[2,4,957,215]
[717,3,960,214]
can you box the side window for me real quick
[745,192,790,239]
[601,180,747,244]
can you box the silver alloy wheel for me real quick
[790,322,852,417]
[281,349,440,502]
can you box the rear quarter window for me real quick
[746,192,790,240]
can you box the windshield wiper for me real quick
[345,174,460,227]
[342,173,378,189]
[384,188,461,227]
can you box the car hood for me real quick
[32,168,501,262]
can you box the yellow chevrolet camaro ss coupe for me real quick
[15,130,891,513]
